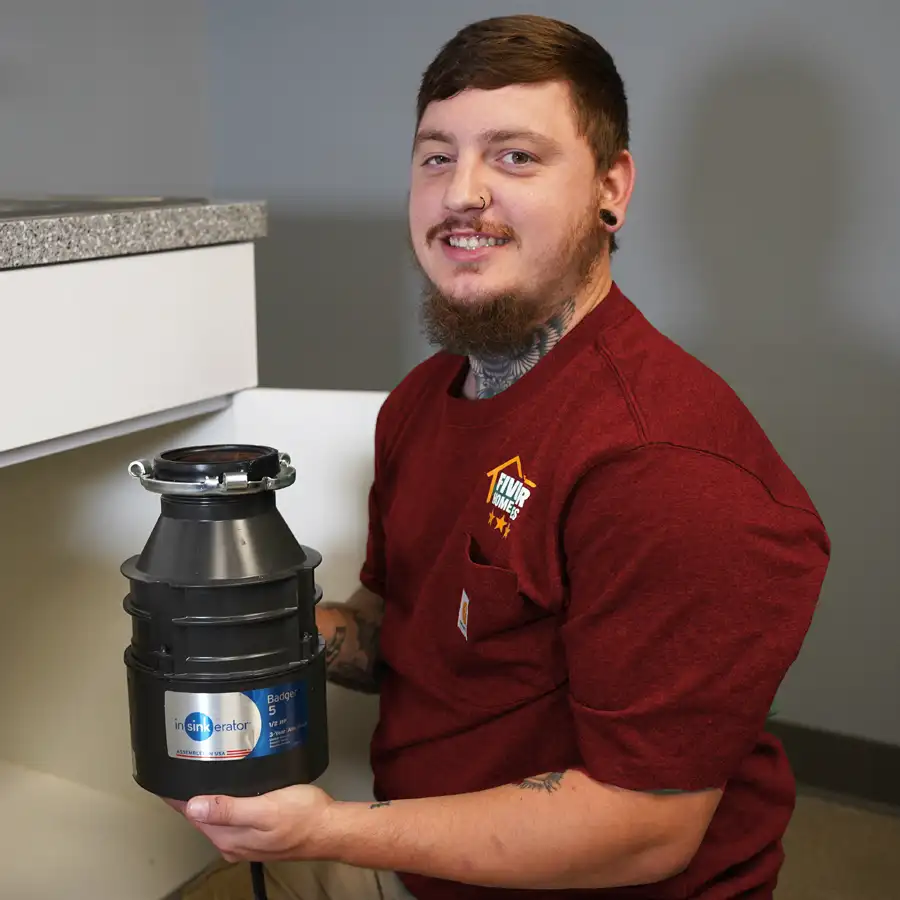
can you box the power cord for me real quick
[250,861,268,900]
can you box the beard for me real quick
[413,201,609,357]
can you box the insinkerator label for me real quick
[165,682,308,761]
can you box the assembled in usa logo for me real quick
[485,456,536,537]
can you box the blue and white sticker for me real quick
[165,681,309,761]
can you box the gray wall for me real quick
[206,2,423,391]
[0,0,210,196]
[208,1,900,749]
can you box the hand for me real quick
[165,784,335,863]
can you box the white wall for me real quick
[207,1,900,747]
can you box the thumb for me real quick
[185,794,272,828]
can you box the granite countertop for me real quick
[0,197,267,270]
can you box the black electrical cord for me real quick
[250,861,268,900]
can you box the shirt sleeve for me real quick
[358,405,389,598]
[561,443,830,792]
[359,480,386,597]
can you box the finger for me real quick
[162,797,187,814]
[185,794,275,829]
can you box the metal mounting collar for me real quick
[127,452,296,496]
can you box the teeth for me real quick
[448,235,508,249]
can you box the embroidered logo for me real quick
[457,589,470,640]
[485,456,536,538]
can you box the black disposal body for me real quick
[121,444,328,802]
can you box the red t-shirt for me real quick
[360,283,830,900]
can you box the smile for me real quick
[446,235,510,250]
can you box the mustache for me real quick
[425,216,518,245]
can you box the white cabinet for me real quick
[0,232,387,898]
[0,243,258,467]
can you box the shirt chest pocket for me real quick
[436,532,566,711]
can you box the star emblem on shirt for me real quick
[488,511,510,538]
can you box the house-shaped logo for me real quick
[485,456,536,537]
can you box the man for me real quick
[174,14,830,900]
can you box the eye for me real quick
[500,150,535,167]
[423,154,452,167]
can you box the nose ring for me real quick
[479,196,486,210]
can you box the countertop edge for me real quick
[0,201,268,270]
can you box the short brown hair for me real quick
[417,15,629,251]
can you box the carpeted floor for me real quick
[776,789,900,899]
[176,788,900,899]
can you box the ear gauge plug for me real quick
[599,209,618,227]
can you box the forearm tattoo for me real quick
[324,626,346,667]
[323,603,384,695]
[516,772,565,793]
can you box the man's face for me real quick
[409,81,607,356]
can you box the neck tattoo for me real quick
[468,299,576,400]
